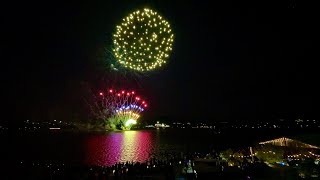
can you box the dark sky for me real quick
[2,0,319,124]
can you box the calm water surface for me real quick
[10,129,280,166]
[84,131,153,165]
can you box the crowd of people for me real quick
[11,152,203,180]
[1,150,264,179]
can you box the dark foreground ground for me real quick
[2,158,318,180]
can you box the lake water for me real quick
[7,129,292,166]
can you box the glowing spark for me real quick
[112,8,174,72]
[125,119,137,127]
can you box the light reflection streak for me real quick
[84,131,152,166]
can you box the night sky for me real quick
[2,0,319,124]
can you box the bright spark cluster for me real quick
[98,89,148,129]
[113,8,174,72]
[117,111,140,120]
[125,119,137,127]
